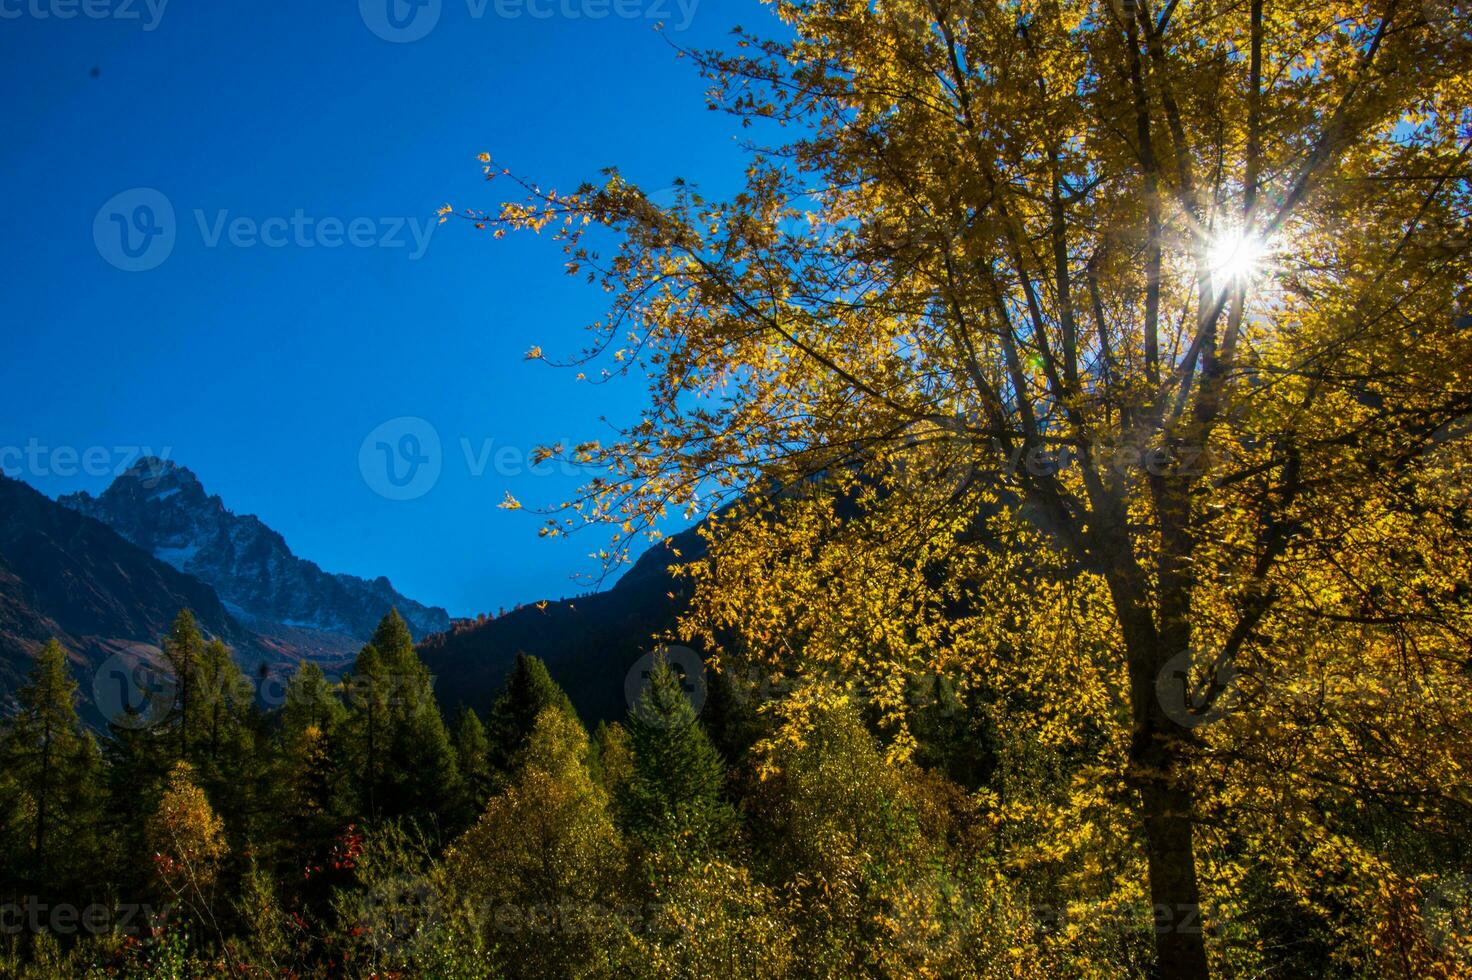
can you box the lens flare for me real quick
[1208,230,1265,283]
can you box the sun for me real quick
[1207,229,1266,283]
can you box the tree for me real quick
[148,761,228,912]
[590,720,633,798]
[615,859,796,980]
[452,705,492,815]
[0,639,101,887]
[163,609,205,759]
[444,706,623,978]
[277,663,351,866]
[620,657,737,860]
[280,661,347,745]
[345,641,389,819]
[465,2,1472,974]
[754,700,931,974]
[196,637,250,765]
[483,653,579,778]
[347,611,461,828]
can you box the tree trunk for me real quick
[1139,774,1210,979]
[1107,541,1213,979]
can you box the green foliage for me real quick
[445,707,622,979]
[452,705,492,816]
[346,611,462,829]
[0,639,104,893]
[615,858,795,980]
[589,720,632,797]
[161,610,204,759]
[484,653,579,780]
[619,657,737,862]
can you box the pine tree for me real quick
[0,639,103,889]
[620,657,736,860]
[452,706,491,814]
[163,609,205,759]
[484,653,579,779]
[197,637,249,765]
[280,661,347,743]
[351,611,460,828]
[346,641,389,818]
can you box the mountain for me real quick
[419,524,707,726]
[0,473,257,714]
[60,458,449,644]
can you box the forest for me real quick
[4,0,1472,976]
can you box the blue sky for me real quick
[0,0,763,617]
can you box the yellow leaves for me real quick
[147,761,228,892]
[498,492,522,511]
[447,6,1472,972]
[524,345,543,360]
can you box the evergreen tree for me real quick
[280,661,347,742]
[484,652,578,778]
[620,657,736,860]
[278,661,350,841]
[351,611,460,829]
[197,637,250,765]
[187,637,271,872]
[162,609,205,758]
[346,641,389,818]
[451,705,491,816]
[701,666,763,766]
[0,639,103,890]
[100,720,172,900]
